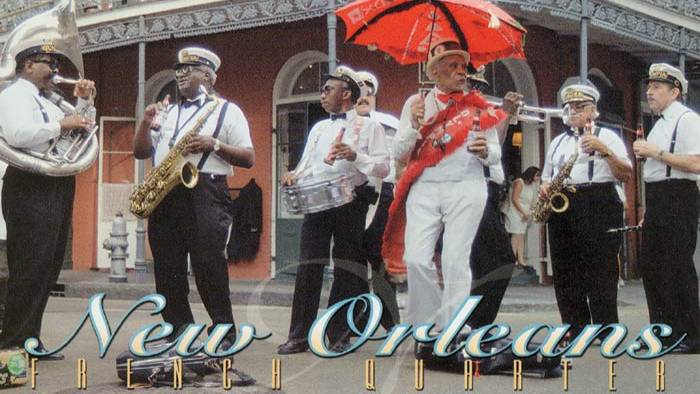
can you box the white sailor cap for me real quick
[326,65,362,102]
[356,71,379,96]
[174,47,221,72]
[645,63,688,95]
[468,65,489,86]
[560,83,600,105]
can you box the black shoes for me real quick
[330,339,351,353]
[277,339,309,355]
[34,345,64,361]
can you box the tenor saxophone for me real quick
[129,97,221,219]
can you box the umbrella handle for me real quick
[417,89,429,126]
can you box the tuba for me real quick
[0,0,98,176]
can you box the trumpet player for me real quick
[354,70,401,331]
[466,67,522,331]
[539,82,632,343]
[633,63,700,353]
[132,47,254,349]
[0,42,95,358]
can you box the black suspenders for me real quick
[666,111,692,177]
[197,102,230,170]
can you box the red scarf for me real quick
[382,91,506,277]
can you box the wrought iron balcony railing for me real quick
[640,0,700,20]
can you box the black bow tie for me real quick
[330,113,347,121]
[565,128,578,136]
[181,100,201,109]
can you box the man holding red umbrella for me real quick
[382,40,512,358]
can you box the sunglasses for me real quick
[174,65,206,77]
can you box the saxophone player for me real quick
[132,47,254,348]
[539,82,632,343]
[0,42,95,359]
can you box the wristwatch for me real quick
[213,139,221,153]
[657,149,665,159]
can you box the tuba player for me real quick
[0,42,95,358]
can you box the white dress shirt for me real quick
[393,88,501,183]
[294,111,389,187]
[485,162,505,185]
[0,78,90,152]
[153,94,253,176]
[542,127,630,185]
[642,101,700,182]
[369,110,399,184]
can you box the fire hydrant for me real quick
[103,211,128,283]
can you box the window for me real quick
[291,62,329,96]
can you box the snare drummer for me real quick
[278,66,389,354]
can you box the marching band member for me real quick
[633,63,700,353]
[466,68,520,330]
[382,40,507,355]
[540,82,632,342]
[355,70,401,330]
[133,47,255,348]
[0,42,95,358]
[278,66,389,354]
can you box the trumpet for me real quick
[487,98,562,124]
[51,74,96,100]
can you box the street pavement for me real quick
[3,272,697,393]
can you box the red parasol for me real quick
[336,0,526,68]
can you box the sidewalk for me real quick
[54,269,649,312]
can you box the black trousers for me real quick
[362,182,400,330]
[148,175,235,339]
[288,190,370,344]
[641,179,700,347]
[548,182,622,338]
[468,181,515,329]
[0,167,74,349]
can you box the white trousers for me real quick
[404,179,487,330]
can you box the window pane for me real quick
[292,62,329,95]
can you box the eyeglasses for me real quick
[175,65,205,77]
[570,102,595,112]
[32,58,59,70]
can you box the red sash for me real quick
[382,91,506,277]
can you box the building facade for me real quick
[1,0,698,280]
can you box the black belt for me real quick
[199,173,228,182]
[570,181,615,191]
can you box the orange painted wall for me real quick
[70,18,644,278]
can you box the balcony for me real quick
[0,1,698,63]
[0,1,161,34]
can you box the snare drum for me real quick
[281,174,355,214]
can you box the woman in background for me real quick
[503,166,541,267]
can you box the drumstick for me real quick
[324,127,346,164]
